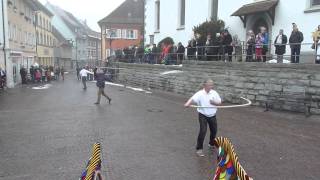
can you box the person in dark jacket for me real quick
[187,39,197,60]
[94,68,111,105]
[222,30,233,62]
[20,66,27,84]
[289,23,304,63]
[274,29,288,63]
[246,30,255,62]
[176,42,185,64]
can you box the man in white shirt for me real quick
[79,67,94,90]
[184,79,222,157]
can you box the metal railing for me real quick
[110,42,320,65]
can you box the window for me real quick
[312,0,320,6]
[209,0,218,21]
[178,0,185,27]
[125,29,138,39]
[40,33,43,44]
[106,29,121,38]
[13,25,17,40]
[155,0,160,31]
[8,23,12,40]
[39,16,42,26]
[36,32,39,44]
[149,35,154,45]
[24,32,27,44]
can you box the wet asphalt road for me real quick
[0,74,319,180]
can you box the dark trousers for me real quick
[196,113,217,150]
[291,46,301,63]
[81,76,87,89]
[97,87,110,103]
[262,48,268,62]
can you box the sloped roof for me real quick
[232,0,279,16]
[32,0,53,17]
[52,26,66,42]
[46,2,82,30]
[98,0,144,26]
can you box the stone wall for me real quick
[114,61,320,114]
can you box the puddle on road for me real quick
[147,108,163,113]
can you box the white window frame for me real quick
[305,0,320,13]
[155,0,160,32]
[311,0,320,6]
[125,29,138,40]
[121,29,127,39]
[177,0,185,29]
[106,29,121,39]
[208,0,218,21]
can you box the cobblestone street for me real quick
[0,75,319,180]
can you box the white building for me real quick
[145,0,320,57]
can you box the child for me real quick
[255,33,264,62]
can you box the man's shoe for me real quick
[196,150,205,157]
[208,144,215,149]
[94,102,100,105]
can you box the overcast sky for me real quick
[39,0,125,32]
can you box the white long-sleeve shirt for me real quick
[79,69,93,77]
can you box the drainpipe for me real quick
[2,0,13,88]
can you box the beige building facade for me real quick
[34,1,54,67]
[7,0,37,85]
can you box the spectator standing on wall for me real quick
[176,42,185,64]
[246,30,255,62]
[217,31,224,61]
[274,29,288,63]
[150,44,158,64]
[187,38,197,60]
[205,34,214,61]
[289,23,304,63]
[313,25,320,64]
[255,32,264,62]
[233,34,242,62]
[222,30,233,62]
[261,27,269,62]
[196,33,205,60]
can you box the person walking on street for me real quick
[79,67,93,90]
[94,68,112,105]
[60,66,65,81]
[184,79,222,157]
[289,23,304,63]
[76,66,81,80]
[274,29,288,63]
